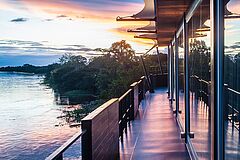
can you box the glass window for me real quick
[224,0,240,159]
[188,0,211,159]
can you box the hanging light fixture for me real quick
[196,27,210,32]
[116,0,156,21]
[194,33,207,38]
[194,5,209,37]
[224,0,240,19]
[134,33,157,40]
[227,0,240,15]
[128,21,156,33]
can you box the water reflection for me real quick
[0,72,79,160]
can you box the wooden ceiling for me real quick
[156,0,193,46]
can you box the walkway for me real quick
[119,88,190,160]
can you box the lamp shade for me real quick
[136,21,156,30]
[117,0,155,21]
[133,0,155,19]
[227,0,240,15]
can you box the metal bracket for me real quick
[180,132,194,139]
[189,132,194,138]
[173,110,182,114]
[180,132,186,138]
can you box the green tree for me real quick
[59,53,87,65]
[109,40,135,63]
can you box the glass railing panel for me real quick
[188,0,211,159]
[224,0,240,159]
[178,31,185,131]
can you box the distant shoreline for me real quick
[0,64,59,75]
[0,71,36,75]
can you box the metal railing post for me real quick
[210,0,225,159]
[208,82,211,116]
[130,87,135,121]
[224,84,229,121]
[141,76,146,99]
[183,13,190,143]
[175,33,179,116]
[168,45,171,98]
[169,43,174,103]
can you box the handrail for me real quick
[46,76,149,159]
[119,89,132,101]
[118,76,149,139]
[199,79,209,85]
[228,104,239,114]
[228,87,240,95]
[190,77,240,131]
[45,130,86,160]
[118,88,133,139]
[224,85,240,131]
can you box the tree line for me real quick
[0,40,167,105]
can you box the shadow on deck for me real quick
[119,88,190,160]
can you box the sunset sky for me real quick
[0,0,239,66]
[0,0,156,66]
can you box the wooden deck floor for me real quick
[119,88,190,160]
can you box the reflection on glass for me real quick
[224,0,240,159]
[188,1,211,159]
[178,32,185,130]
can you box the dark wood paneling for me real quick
[82,99,119,160]
[156,0,193,46]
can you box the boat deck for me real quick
[119,88,190,160]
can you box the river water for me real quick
[0,72,80,160]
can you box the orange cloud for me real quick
[18,0,152,47]
[12,0,144,22]
[0,0,153,50]
[110,26,156,48]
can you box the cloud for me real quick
[57,14,68,18]
[23,46,94,52]
[76,16,86,19]
[86,52,104,56]
[66,44,85,47]
[56,14,75,21]
[44,19,54,21]
[0,39,95,57]
[235,42,240,45]
[225,42,240,49]
[7,0,144,21]
[225,41,240,55]
[10,18,28,22]
[0,40,43,46]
